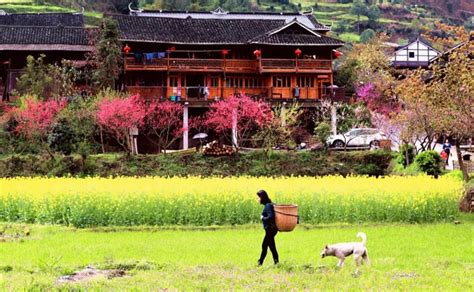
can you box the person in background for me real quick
[442,138,452,166]
[293,84,300,100]
[256,190,279,266]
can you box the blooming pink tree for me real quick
[144,100,184,153]
[15,97,66,138]
[96,94,146,153]
[205,95,273,148]
[14,97,66,157]
[356,82,399,116]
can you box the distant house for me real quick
[390,38,439,69]
[0,11,93,101]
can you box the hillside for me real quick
[0,0,102,26]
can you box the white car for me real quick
[327,128,387,148]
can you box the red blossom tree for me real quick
[205,95,273,148]
[96,94,146,153]
[144,100,184,153]
[13,97,66,157]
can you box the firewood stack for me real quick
[203,141,235,156]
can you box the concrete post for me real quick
[232,109,238,148]
[281,102,287,127]
[331,103,337,135]
[183,102,189,150]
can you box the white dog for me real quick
[320,232,369,271]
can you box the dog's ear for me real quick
[325,244,328,249]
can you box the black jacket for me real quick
[261,203,276,230]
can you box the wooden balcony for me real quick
[126,85,345,102]
[125,56,331,73]
[260,59,332,73]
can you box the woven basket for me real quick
[273,204,298,232]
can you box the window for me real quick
[409,52,415,58]
[211,77,219,88]
[297,76,315,88]
[169,77,178,87]
[272,76,291,88]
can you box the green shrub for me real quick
[396,144,415,167]
[314,122,331,145]
[48,118,75,155]
[415,150,443,177]
[0,151,395,178]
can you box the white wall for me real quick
[390,40,439,63]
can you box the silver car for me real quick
[327,128,387,148]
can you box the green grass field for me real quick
[1,214,472,290]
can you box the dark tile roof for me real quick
[113,14,283,44]
[111,14,341,46]
[0,25,91,45]
[251,34,343,46]
[0,12,84,27]
[135,10,330,31]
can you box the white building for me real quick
[391,38,439,69]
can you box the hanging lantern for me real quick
[332,49,343,58]
[222,49,229,56]
[123,44,131,54]
[253,49,261,58]
[294,48,302,58]
[169,46,176,51]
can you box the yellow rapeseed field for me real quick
[0,176,463,227]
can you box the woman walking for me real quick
[257,190,279,265]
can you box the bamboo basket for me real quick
[273,204,299,232]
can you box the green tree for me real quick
[314,122,331,147]
[366,5,380,28]
[360,28,376,43]
[15,56,78,100]
[15,55,53,99]
[350,0,367,34]
[91,17,123,91]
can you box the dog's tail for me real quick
[357,232,367,246]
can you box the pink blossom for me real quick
[15,98,66,139]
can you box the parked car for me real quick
[327,128,387,148]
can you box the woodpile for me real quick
[203,141,235,156]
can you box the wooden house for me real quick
[390,38,439,69]
[0,12,92,101]
[112,8,345,106]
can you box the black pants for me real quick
[259,228,279,264]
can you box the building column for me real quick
[331,103,337,135]
[232,109,238,148]
[280,101,287,127]
[183,102,189,150]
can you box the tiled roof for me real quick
[251,34,344,46]
[0,26,92,47]
[0,12,92,50]
[111,14,342,46]
[133,10,330,31]
[0,12,84,27]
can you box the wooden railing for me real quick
[125,56,331,73]
[125,85,345,101]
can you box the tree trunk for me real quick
[455,143,469,182]
[357,14,360,34]
[99,126,105,154]
[405,146,409,167]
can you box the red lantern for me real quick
[253,49,261,58]
[222,49,229,56]
[294,48,302,58]
[332,49,343,58]
[123,44,131,54]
